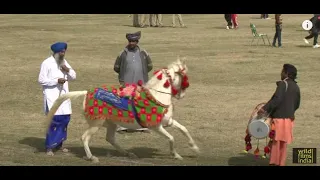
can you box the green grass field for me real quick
[0,14,319,166]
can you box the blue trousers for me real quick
[45,103,70,150]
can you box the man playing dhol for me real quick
[258,64,300,166]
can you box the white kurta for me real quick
[38,56,76,115]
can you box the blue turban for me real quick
[51,42,67,53]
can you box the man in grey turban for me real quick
[113,31,153,133]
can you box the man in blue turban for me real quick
[38,42,77,156]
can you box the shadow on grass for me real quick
[242,44,272,47]
[296,45,312,48]
[121,25,174,28]
[228,152,269,166]
[212,26,229,29]
[19,137,162,159]
[19,136,46,152]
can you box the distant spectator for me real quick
[272,14,282,48]
[155,14,163,27]
[150,14,163,27]
[172,14,186,28]
[139,14,153,28]
[303,14,320,48]
[224,14,232,29]
[231,14,239,29]
[132,14,139,27]
[261,14,270,19]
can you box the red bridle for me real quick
[153,68,189,96]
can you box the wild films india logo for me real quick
[292,148,317,164]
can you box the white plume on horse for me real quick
[45,57,200,163]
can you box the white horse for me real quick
[45,57,200,163]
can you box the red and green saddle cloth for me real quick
[84,85,168,128]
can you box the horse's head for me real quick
[148,57,189,100]
[167,57,189,99]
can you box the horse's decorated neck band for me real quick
[153,68,189,96]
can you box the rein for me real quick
[149,88,172,95]
[140,86,170,108]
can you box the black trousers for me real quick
[224,14,232,27]
[273,24,282,46]
[305,28,319,45]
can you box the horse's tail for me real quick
[45,90,88,134]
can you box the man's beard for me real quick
[128,44,136,50]
[54,53,65,66]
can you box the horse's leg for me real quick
[81,125,100,163]
[151,125,183,160]
[105,121,137,158]
[171,119,200,154]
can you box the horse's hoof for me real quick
[191,145,200,154]
[174,154,183,160]
[91,156,100,163]
[83,156,99,163]
[128,152,138,159]
[188,143,200,154]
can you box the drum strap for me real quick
[283,80,288,92]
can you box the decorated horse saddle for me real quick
[94,88,129,111]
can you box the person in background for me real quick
[132,14,140,27]
[139,14,154,28]
[224,14,232,29]
[261,14,270,19]
[149,14,156,27]
[303,14,320,48]
[155,14,163,27]
[231,14,239,29]
[149,14,163,27]
[172,14,186,28]
[272,14,282,48]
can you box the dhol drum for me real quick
[244,102,274,158]
[247,103,272,139]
